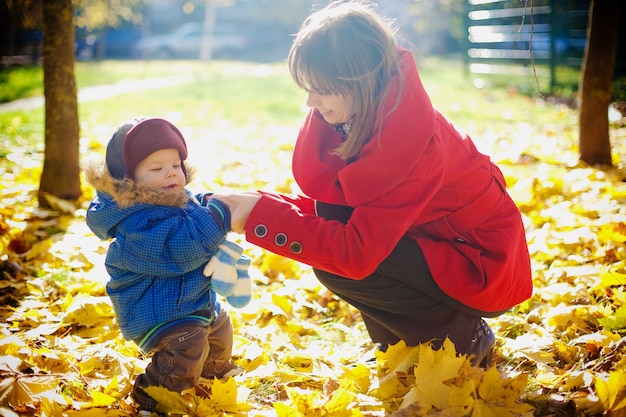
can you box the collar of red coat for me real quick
[292,47,436,207]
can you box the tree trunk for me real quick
[200,0,217,61]
[578,0,619,167]
[39,0,81,207]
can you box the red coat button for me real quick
[254,224,268,238]
[289,241,303,254]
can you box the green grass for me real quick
[0,65,43,102]
[0,57,582,161]
[415,57,579,133]
[74,62,303,124]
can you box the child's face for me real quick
[133,148,186,190]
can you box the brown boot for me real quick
[468,319,495,368]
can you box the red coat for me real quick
[244,47,532,312]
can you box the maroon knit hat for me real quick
[122,118,188,180]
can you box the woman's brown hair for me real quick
[288,0,402,160]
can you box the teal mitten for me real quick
[226,256,252,308]
[203,240,243,296]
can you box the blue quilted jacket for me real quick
[85,163,230,351]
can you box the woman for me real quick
[215,0,532,367]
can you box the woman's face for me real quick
[133,148,186,190]
[306,90,354,124]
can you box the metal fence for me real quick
[464,0,588,91]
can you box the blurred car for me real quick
[134,22,248,59]
[76,27,142,60]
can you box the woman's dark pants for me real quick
[314,202,499,362]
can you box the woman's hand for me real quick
[212,191,262,234]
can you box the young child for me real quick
[85,117,251,414]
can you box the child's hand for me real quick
[203,241,243,296]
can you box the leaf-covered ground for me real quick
[1,89,626,416]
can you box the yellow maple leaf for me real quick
[85,390,117,407]
[595,369,626,412]
[242,351,266,373]
[143,386,192,415]
[397,386,424,414]
[410,339,464,410]
[546,304,592,332]
[2,374,59,408]
[597,263,626,289]
[474,367,533,417]
[63,296,113,328]
[341,363,370,394]
[445,380,477,417]
[283,386,326,417]
[0,335,27,355]
[374,340,421,398]
[278,385,358,417]
[375,340,420,373]
[324,386,357,416]
[40,397,65,417]
[103,376,120,398]
[210,376,251,413]
[77,347,134,382]
[272,293,293,315]
[274,400,301,417]
[597,223,626,244]
[66,408,129,416]
[261,252,302,279]
[192,398,228,417]
[143,378,250,416]
[284,353,313,372]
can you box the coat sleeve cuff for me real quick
[207,198,231,234]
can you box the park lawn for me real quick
[0,58,625,416]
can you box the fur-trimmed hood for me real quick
[84,159,227,345]
[85,159,193,209]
